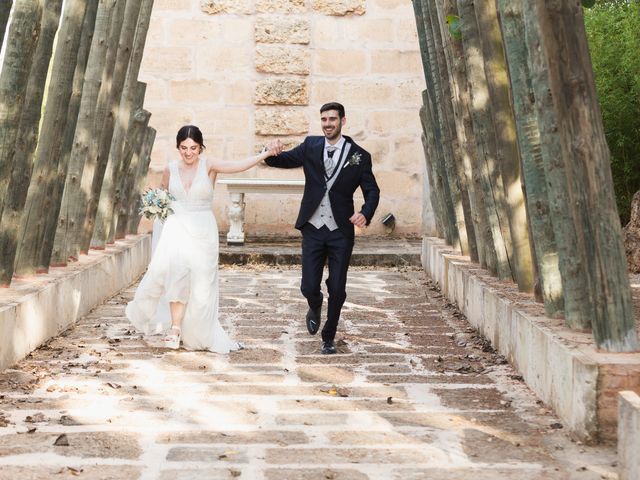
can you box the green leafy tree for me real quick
[584,0,640,225]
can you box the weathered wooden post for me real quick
[530,0,637,350]
[434,0,490,268]
[496,0,564,316]
[89,0,145,248]
[419,0,469,255]
[48,0,101,267]
[115,106,152,239]
[522,0,595,330]
[54,0,119,262]
[456,0,513,280]
[11,0,92,278]
[419,100,447,239]
[39,0,100,269]
[79,0,134,251]
[127,126,157,235]
[474,0,534,293]
[0,0,62,285]
[424,0,478,261]
[0,0,43,235]
[419,0,470,256]
[414,5,448,243]
[412,0,461,250]
[97,0,154,245]
[113,81,147,236]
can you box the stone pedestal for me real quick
[218,178,305,245]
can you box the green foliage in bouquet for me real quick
[139,188,176,222]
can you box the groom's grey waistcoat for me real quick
[308,142,350,231]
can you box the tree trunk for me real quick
[40,0,100,269]
[420,101,447,240]
[114,81,147,238]
[433,0,487,264]
[90,0,142,248]
[432,0,482,267]
[522,0,593,331]
[12,0,91,277]
[437,0,496,271]
[0,0,62,285]
[424,0,477,260]
[456,0,513,280]
[54,0,118,263]
[0,0,43,228]
[103,0,154,243]
[115,107,151,239]
[474,0,534,293]
[49,0,100,266]
[496,0,564,317]
[84,0,140,251]
[127,126,156,235]
[418,0,466,253]
[420,133,444,239]
[532,0,637,351]
[413,3,448,242]
[412,0,460,250]
[0,1,13,49]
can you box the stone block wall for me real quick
[140,0,427,237]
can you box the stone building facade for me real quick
[139,0,427,237]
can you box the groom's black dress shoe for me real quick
[321,341,337,355]
[306,307,321,335]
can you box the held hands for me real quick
[349,212,367,228]
[264,139,284,157]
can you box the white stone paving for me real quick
[0,266,619,479]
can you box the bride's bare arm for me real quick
[207,144,283,174]
[160,166,170,189]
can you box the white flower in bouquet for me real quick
[139,188,176,222]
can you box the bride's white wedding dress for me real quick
[125,158,241,353]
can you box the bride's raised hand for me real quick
[265,139,283,156]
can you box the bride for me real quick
[126,125,281,352]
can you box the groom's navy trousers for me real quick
[265,135,379,343]
[301,223,354,343]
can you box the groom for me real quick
[265,102,380,354]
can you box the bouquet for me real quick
[139,188,175,222]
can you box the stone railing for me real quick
[0,236,150,371]
[217,178,304,245]
[422,236,640,443]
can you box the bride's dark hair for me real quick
[176,125,206,150]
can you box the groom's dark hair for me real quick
[320,102,345,118]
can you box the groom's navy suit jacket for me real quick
[265,136,380,240]
[265,135,380,240]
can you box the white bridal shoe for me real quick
[163,326,181,349]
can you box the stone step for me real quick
[219,236,422,266]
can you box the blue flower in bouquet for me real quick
[139,188,175,222]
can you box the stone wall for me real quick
[139,0,427,237]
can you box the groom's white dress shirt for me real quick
[309,136,348,231]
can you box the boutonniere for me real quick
[343,151,362,169]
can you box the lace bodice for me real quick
[168,159,213,211]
